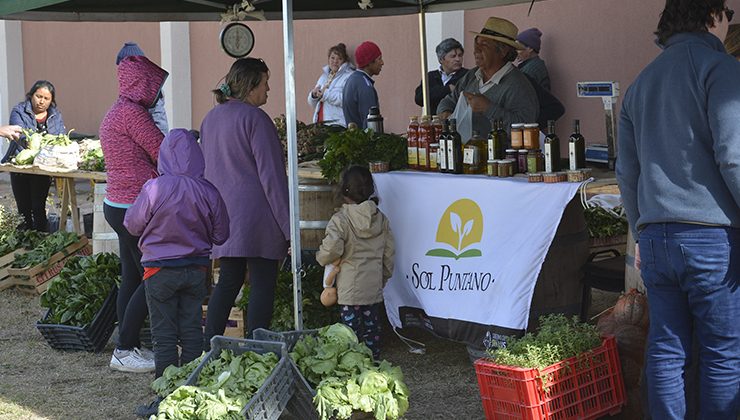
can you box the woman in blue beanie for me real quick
[116,42,169,135]
[514,28,551,91]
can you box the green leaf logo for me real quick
[426,199,484,259]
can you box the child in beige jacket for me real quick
[316,165,395,359]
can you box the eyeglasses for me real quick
[726,7,734,22]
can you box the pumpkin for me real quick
[614,323,647,364]
[613,288,649,328]
[620,355,643,388]
[596,308,617,336]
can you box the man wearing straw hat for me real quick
[437,17,538,137]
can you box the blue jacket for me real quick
[342,70,378,129]
[2,100,65,163]
[617,32,740,235]
[149,95,169,135]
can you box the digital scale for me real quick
[576,81,619,170]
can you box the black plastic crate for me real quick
[252,328,318,353]
[185,336,295,420]
[36,285,118,352]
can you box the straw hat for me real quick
[470,17,525,50]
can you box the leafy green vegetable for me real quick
[318,127,407,182]
[290,323,409,420]
[14,149,38,165]
[0,229,46,256]
[79,145,105,172]
[584,205,628,239]
[39,253,121,327]
[151,354,205,397]
[0,206,23,236]
[486,314,602,370]
[154,349,279,419]
[237,264,339,332]
[12,231,80,268]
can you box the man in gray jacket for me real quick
[437,17,538,137]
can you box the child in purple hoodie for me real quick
[124,129,229,416]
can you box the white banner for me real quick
[374,172,583,340]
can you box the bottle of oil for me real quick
[406,116,419,170]
[568,119,586,170]
[438,119,450,173]
[464,131,487,174]
[447,118,463,174]
[544,120,561,173]
[496,120,508,155]
[487,120,505,160]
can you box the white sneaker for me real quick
[109,348,155,373]
[139,347,155,361]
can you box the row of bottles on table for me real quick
[407,117,587,175]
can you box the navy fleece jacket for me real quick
[617,32,740,235]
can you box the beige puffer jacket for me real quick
[316,200,395,306]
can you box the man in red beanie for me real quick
[342,41,384,128]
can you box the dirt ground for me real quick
[0,174,621,420]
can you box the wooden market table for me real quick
[0,164,106,234]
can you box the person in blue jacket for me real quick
[617,0,740,417]
[2,80,65,232]
[116,42,169,135]
[342,41,383,129]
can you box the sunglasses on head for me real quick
[726,7,734,22]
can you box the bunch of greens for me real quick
[41,129,74,147]
[12,231,80,268]
[0,229,46,256]
[39,253,121,327]
[154,386,242,420]
[155,350,278,419]
[291,323,409,420]
[584,205,628,239]
[151,354,205,397]
[274,116,342,163]
[318,127,407,182]
[0,206,24,236]
[487,314,602,370]
[237,264,339,332]
[79,145,105,172]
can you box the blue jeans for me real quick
[639,223,740,419]
[144,266,208,378]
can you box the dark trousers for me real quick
[340,303,383,359]
[10,172,51,232]
[144,266,207,378]
[104,203,148,350]
[204,257,278,349]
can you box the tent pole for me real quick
[418,1,430,115]
[282,0,304,331]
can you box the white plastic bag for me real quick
[34,142,80,172]
[451,93,473,143]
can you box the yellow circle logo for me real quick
[426,198,483,259]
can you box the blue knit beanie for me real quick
[116,42,145,65]
[517,28,542,53]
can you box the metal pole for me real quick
[418,2,430,115]
[282,0,303,331]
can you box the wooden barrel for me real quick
[527,197,590,330]
[298,177,336,251]
[92,183,119,255]
[624,229,645,293]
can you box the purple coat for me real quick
[124,129,230,264]
[200,100,290,260]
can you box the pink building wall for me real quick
[14,0,740,146]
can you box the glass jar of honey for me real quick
[510,123,524,149]
[523,123,540,150]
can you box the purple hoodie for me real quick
[124,129,230,264]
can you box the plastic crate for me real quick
[474,336,625,420]
[36,285,118,352]
[252,328,318,352]
[185,336,294,420]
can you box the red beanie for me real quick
[354,41,382,69]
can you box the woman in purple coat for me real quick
[200,58,290,347]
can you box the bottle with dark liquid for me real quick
[438,119,450,173]
[568,119,586,170]
[447,118,463,174]
[487,120,505,160]
[496,119,508,154]
[544,120,561,173]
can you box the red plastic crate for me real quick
[474,336,625,420]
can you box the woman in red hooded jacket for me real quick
[99,55,168,373]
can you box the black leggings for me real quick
[104,203,148,350]
[10,173,51,232]
[204,257,278,349]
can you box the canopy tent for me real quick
[0,0,539,330]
